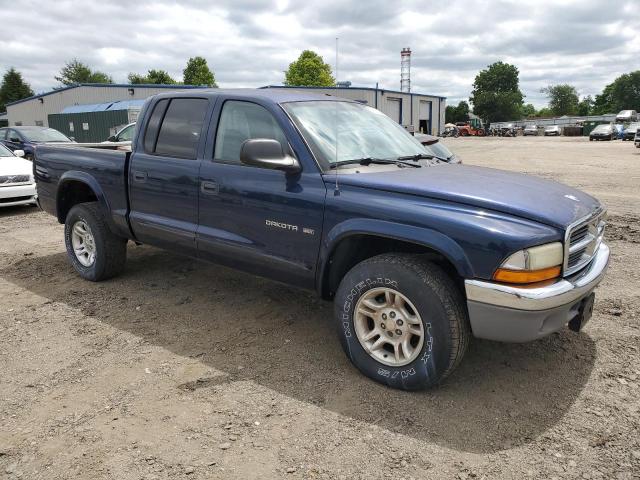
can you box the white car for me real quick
[102,122,135,143]
[0,144,37,207]
[544,125,562,136]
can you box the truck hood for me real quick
[326,164,601,229]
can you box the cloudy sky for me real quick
[1,0,638,108]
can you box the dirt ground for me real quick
[1,136,639,479]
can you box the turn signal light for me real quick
[493,266,561,284]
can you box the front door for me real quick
[128,97,211,254]
[197,99,327,288]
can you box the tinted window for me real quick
[117,124,135,141]
[214,101,288,164]
[0,129,6,140]
[155,99,209,159]
[143,99,169,153]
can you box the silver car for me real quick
[523,125,538,136]
[544,125,561,136]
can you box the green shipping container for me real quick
[48,110,130,143]
[582,121,610,136]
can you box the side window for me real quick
[0,129,6,140]
[214,101,288,164]
[118,124,134,141]
[143,99,169,153]
[155,98,209,159]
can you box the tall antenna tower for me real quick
[400,47,411,93]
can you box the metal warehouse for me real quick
[5,83,206,128]
[262,85,446,136]
[47,99,145,143]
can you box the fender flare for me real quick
[317,218,474,294]
[56,171,116,232]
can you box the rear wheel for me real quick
[334,254,470,390]
[64,202,127,281]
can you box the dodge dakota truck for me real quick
[34,89,610,390]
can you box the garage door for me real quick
[419,100,432,134]
[386,97,402,123]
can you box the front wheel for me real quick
[334,254,470,390]
[64,202,127,281]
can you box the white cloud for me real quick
[1,0,638,108]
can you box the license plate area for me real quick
[568,293,595,332]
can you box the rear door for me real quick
[128,97,211,254]
[197,98,327,288]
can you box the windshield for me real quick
[283,101,429,168]
[117,124,134,141]
[593,125,610,132]
[0,143,14,157]
[427,140,454,160]
[20,128,71,142]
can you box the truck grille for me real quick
[564,209,606,276]
[0,175,30,185]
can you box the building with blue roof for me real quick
[5,83,206,129]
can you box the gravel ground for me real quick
[0,136,639,479]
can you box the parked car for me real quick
[102,123,135,143]
[0,143,37,207]
[0,126,74,160]
[589,124,615,141]
[616,110,638,123]
[413,133,461,164]
[34,89,610,391]
[523,125,538,136]
[544,125,562,136]
[623,122,640,141]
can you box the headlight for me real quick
[493,242,563,284]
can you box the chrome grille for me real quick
[564,209,606,276]
[0,174,30,185]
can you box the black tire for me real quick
[334,254,470,390]
[64,202,127,281]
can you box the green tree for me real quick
[127,69,176,85]
[469,61,524,123]
[0,68,34,112]
[284,50,334,87]
[55,59,112,86]
[183,57,216,86]
[520,103,536,118]
[536,107,553,118]
[445,101,470,123]
[542,84,579,116]
[577,95,594,116]
[592,71,640,114]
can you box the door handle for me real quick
[132,170,147,182]
[201,180,219,195]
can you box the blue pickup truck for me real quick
[34,89,610,390]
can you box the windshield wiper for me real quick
[397,153,449,163]
[329,157,421,169]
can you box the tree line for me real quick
[447,62,640,124]
[2,50,639,125]
[0,57,218,112]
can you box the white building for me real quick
[262,85,446,136]
[5,83,206,128]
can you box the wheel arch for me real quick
[317,219,474,299]
[56,172,113,229]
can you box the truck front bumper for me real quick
[464,242,610,342]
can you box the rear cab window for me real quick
[143,98,209,159]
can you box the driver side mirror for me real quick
[240,138,300,173]
[13,149,25,158]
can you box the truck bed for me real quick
[34,144,132,238]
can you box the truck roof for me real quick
[152,88,354,104]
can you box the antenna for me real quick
[334,37,340,195]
